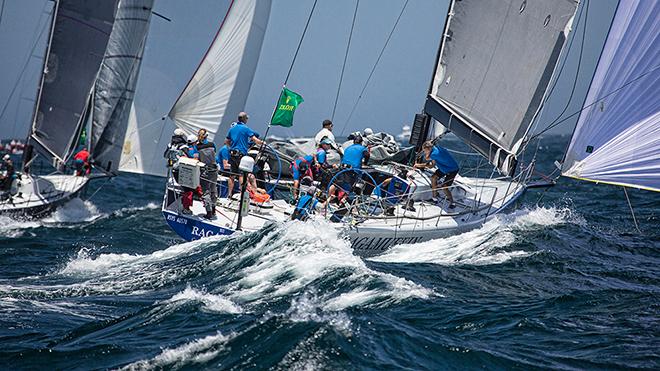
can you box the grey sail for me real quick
[28,0,118,166]
[424,0,578,175]
[91,0,154,173]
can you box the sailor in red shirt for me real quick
[73,148,90,176]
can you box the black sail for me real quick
[91,0,154,174]
[29,0,118,165]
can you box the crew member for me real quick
[164,128,187,166]
[73,147,90,176]
[291,176,319,221]
[314,119,343,157]
[0,154,15,192]
[291,154,314,198]
[328,134,369,199]
[196,129,218,219]
[414,140,459,208]
[185,135,199,159]
[226,112,263,193]
[314,138,335,188]
[216,138,233,196]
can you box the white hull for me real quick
[162,169,528,256]
[0,174,89,217]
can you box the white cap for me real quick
[174,128,185,136]
[186,134,197,143]
[363,127,373,135]
[2,154,10,161]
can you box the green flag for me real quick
[270,87,304,127]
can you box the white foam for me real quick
[229,220,434,309]
[112,202,159,217]
[42,198,102,223]
[121,331,233,370]
[167,285,242,314]
[285,293,352,334]
[0,198,101,237]
[0,216,41,237]
[370,206,571,265]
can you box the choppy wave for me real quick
[369,206,573,265]
[0,199,160,238]
[121,331,235,370]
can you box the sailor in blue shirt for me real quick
[415,140,459,208]
[341,135,370,169]
[226,112,263,188]
[328,135,370,200]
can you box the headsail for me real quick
[91,0,155,174]
[424,0,578,175]
[28,0,118,166]
[168,0,272,141]
[562,0,659,192]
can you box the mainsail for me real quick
[168,0,272,141]
[91,0,155,174]
[120,0,272,177]
[424,0,579,175]
[28,0,118,166]
[562,0,659,192]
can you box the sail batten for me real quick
[562,0,660,192]
[425,0,579,175]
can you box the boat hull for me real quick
[162,172,528,256]
[0,174,90,218]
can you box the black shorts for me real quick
[229,151,243,174]
[433,169,458,187]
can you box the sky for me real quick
[0,0,618,141]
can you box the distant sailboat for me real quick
[0,0,154,217]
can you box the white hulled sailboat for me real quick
[158,0,585,255]
[0,0,154,217]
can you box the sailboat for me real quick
[159,0,584,254]
[561,1,659,204]
[0,0,154,217]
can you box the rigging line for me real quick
[1,2,51,126]
[531,0,587,133]
[0,0,4,28]
[331,0,360,121]
[529,62,660,140]
[339,0,410,136]
[284,0,318,85]
[623,187,642,234]
[532,0,589,139]
[526,0,587,161]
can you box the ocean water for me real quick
[1,136,659,370]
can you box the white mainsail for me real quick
[120,0,271,176]
[424,0,579,175]
[562,0,659,192]
[168,0,271,141]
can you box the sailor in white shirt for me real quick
[314,119,343,156]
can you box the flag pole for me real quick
[254,85,285,167]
